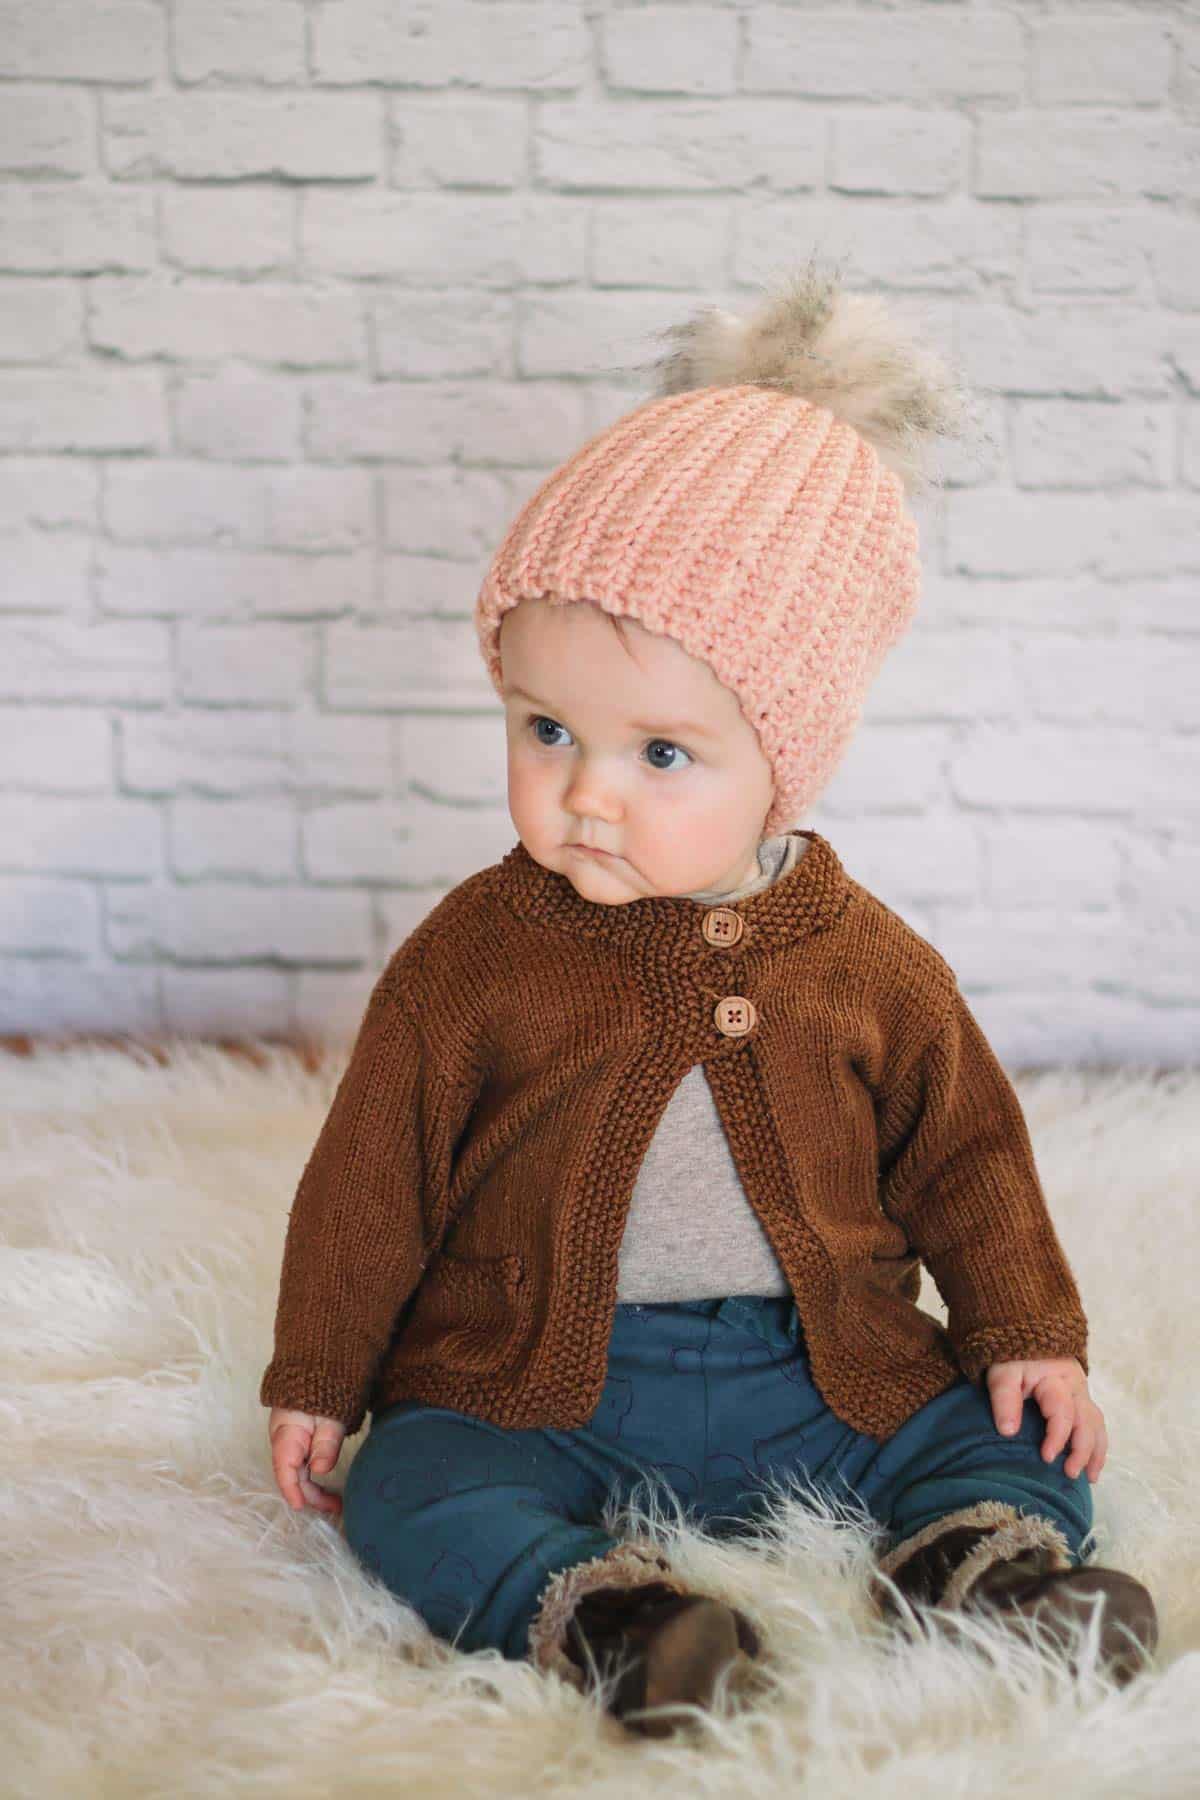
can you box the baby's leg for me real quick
[341,1397,660,1664]
[855,1379,1161,1683]
[858,1373,1096,1602]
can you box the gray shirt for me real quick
[614,831,805,1301]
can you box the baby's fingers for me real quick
[1086,1423,1109,1484]
[1062,1420,1095,1481]
[1039,1393,1076,1464]
[1074,1413,1108,1484]
[309,1422,345,1476]
[297,1460,343,1518]
[269,1431,309,1510]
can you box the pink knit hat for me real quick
[474,258,976,836]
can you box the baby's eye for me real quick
[526,715,692,771]
[644,739,692,772]
[529,715,571,748]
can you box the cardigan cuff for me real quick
[953,1317,1089,1385]
[259,1360,369,1434]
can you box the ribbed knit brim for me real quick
[474,381,921,836]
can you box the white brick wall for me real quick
[0,0,1196,1063]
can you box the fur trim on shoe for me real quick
[875,1501,1076,1614]
[526,1540,693,1691]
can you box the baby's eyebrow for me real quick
[506,686,719,741]
[628,716,719,740]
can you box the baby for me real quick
[262,262,1158,1736]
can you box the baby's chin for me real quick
[562,857,719,907]
[558,850,645,904]
[525,842,650,904]
[525,838,707,904]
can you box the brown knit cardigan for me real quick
[259,829,1089,1441]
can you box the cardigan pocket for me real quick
[399,1247,531,1378]
[867,1249,923,1305]
[844,1253,942,1365]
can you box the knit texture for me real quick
[473,383,921,836]
[259,830,1089,1439]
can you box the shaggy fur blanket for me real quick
[5,1042,1197,1797]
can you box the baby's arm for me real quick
[259,949,478,1442]
[875,981,1089,1384]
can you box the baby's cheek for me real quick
[507,761,554,833]
[642,803,703,862]
[682,785,756,848]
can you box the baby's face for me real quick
[499,598,776,904]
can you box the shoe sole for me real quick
[625,1599,744,1736]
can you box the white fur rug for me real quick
[5,1041,1198,1798]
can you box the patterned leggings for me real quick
[342,1294,1095,1660]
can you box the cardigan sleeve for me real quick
[259,955,478,1435]
[875,983,1090,1383]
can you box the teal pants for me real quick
[342,1295,1095,1661]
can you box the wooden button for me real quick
[713,995,757,1037]
[701,906,744,946]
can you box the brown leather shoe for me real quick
[564,1580,762,1738]
[963,1548,1159,1688]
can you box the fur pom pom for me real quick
[649,255,979,498]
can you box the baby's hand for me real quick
[985,1356,1108,1483]
[268,1407,347,1517]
